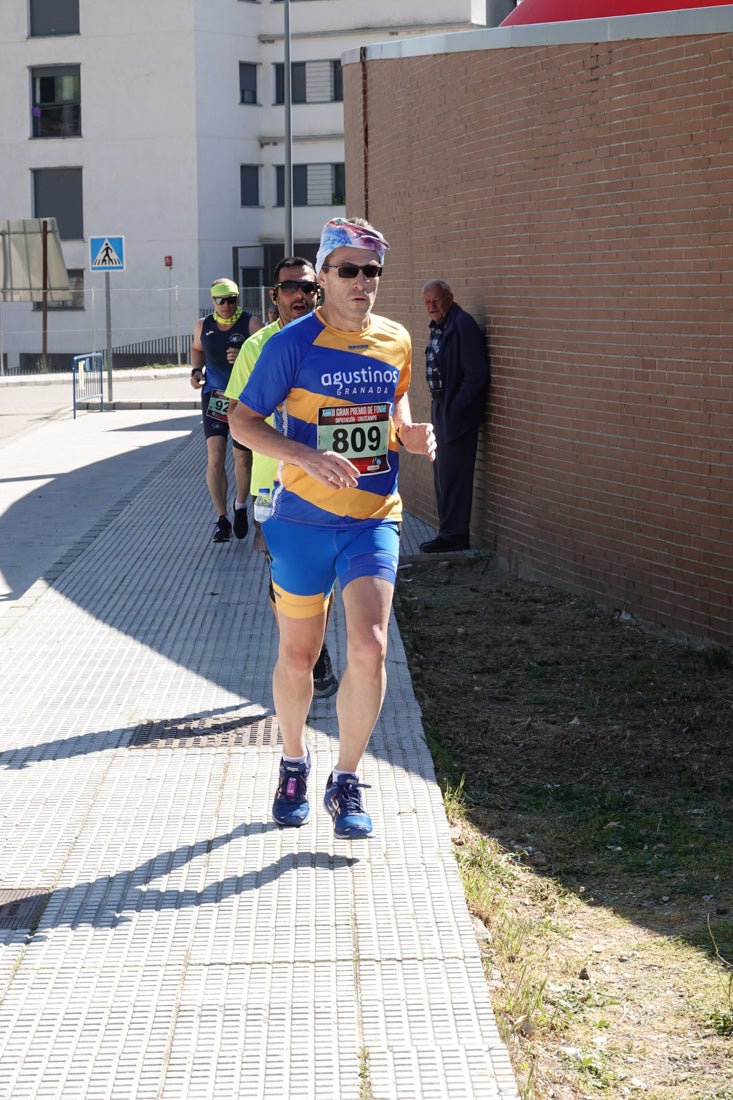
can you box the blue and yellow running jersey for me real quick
[239,307,411,526]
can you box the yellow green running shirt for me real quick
[238,307,411,527]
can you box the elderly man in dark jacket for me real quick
[420,280,490,553]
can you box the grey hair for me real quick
[422,279,452,294]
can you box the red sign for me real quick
[501,0,730,24]
[164,255,173,267]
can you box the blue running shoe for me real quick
[272,752,310,827]
[323,773,373,839]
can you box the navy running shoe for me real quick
[312,645,338,699]
[212,514,232,543]
[323,773,372,838]
[272,752,311,827]
[232,498,249,540]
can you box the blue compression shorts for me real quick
[263,518,400,619]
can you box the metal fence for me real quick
[100,334,194,371]
[17,336,194,374]
[4,284,271,376]
[72,352,104,418]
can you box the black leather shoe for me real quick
[419,536,470,554]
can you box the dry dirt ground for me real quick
[393,552,732,1100]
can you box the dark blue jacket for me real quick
[427,302,489,444]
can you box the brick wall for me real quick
[343,30,733,646]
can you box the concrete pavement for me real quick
[0,375,519,1099]
[0,370,198,620]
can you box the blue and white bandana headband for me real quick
[315,218,390,274]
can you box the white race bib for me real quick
[317,402,392,475]
[207,389,230,422]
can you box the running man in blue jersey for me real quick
[229,218,436,838]
[225,256,339,699]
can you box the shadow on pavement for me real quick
[7,829,357,939]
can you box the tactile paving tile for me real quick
[0,889,51,930]
[128,712,281,749]
[0,429,517,1099]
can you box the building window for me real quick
[32,167,83,239]
[276,164,344,208]
[274,60,342,105]
[32,268,84,311]
[239,63,257,105]
[332,163,345,205]
[31,66,81,138]
[276,165,305,207]
[240,164,260,207]
[29,0,79,36]
[240,266,263,288]
[275,62,305,105]
[293,165,308,206]
[332,61,343,103]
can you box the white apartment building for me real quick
[0,0,514,370]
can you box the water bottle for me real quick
[253,487,273,523]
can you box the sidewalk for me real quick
[0,382,519,1100]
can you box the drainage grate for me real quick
[0,889,51,931]
[129,712,281,750]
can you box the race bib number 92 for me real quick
[207,389,230,423]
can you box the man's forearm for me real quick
[229,405,308,466]
[392,394,413,433]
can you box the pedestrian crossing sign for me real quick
[90,235,125,271]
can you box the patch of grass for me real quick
[704,920,733,1037]
[358,1047,373,1099]
[422,722,459,785]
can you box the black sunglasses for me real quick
[275,280,318,294]
[321,263,383,280]
[213,295,238,305]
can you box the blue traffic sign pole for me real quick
[89,236,125,403]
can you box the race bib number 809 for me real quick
[317,403,392,475]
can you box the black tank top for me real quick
[200,311,253,393]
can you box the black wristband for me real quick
[191,367,203,377]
